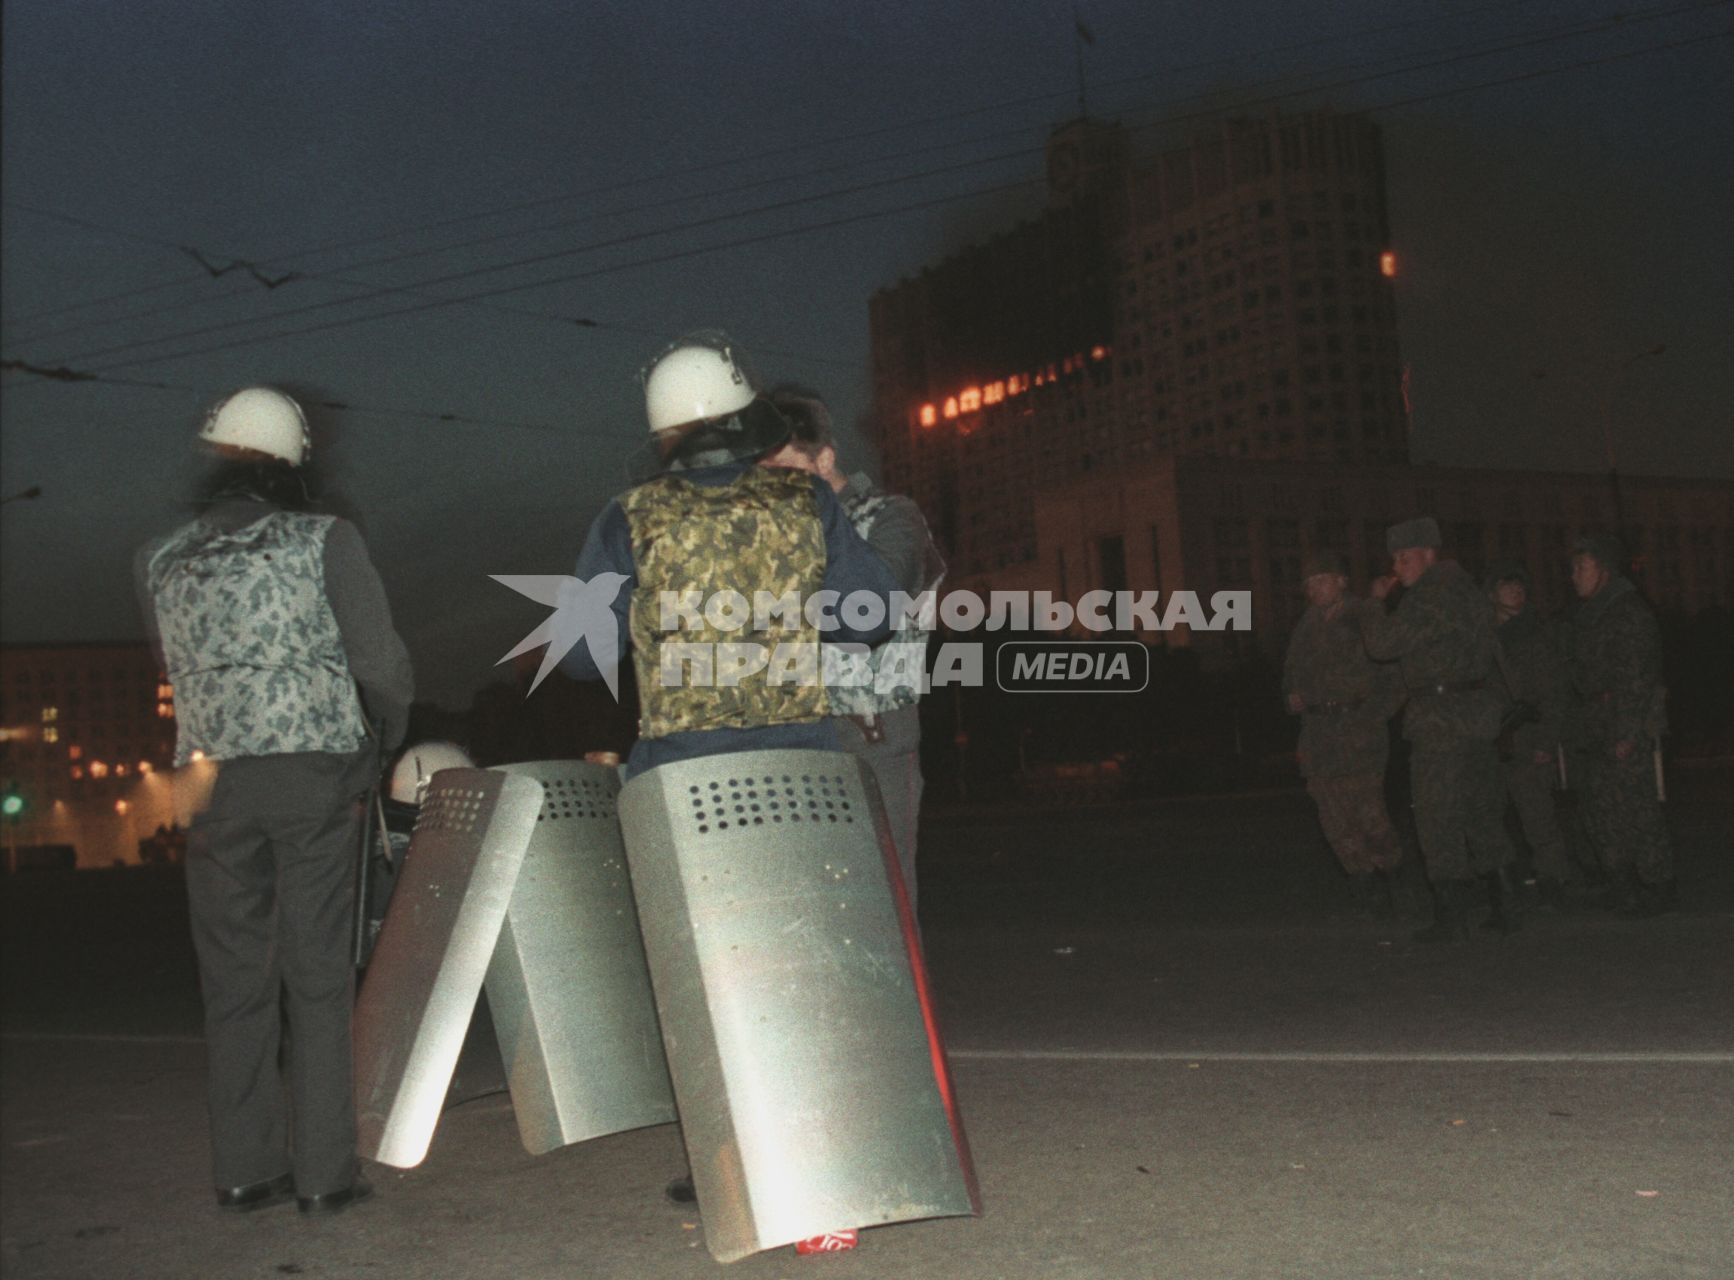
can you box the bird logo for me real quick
[491,572,630,697]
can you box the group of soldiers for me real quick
[1284,516,1676,941]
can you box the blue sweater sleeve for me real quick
[814,479,899,646]
[558,501,636,682]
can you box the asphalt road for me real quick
[4,770,1731,1279]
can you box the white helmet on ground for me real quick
[389,740,475,805]
[643,333,757,433]
[199,386,311,466]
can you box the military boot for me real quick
[1620,877,1679,919]
[1595,869,1642,913]
[1347,873,1380,916]
[1370,869,1398,918]
[1412,880,1472,944]
[1533,877,1567,914]
[1481,867,1524,935]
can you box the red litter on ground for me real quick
[795,1231,860,1254]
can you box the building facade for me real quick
[1031,456,1734,656]
[869,108,1407,581]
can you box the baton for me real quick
[352,782,382,971]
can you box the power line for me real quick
[9,2,1660,357]
[0,364,564,435]
[20,2,1713,375]
[1,0,1556,334]
[8,20,1725,385]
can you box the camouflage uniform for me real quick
[1494,604,1574,886]
[1565,574,1673,887]
[1357,561,1514,885]
[1283,597,1404,874]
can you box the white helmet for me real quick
[389,740,475,805]
[199,386,310,466]
[643,333,757,433]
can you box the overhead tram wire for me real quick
[6,3,1701,360]
[0,0,1583,334]
[12,21,1726,385]
[0,365,565,437]
[16,0,1714,376]
[9,36,1722,445]
[9,1,1691,356]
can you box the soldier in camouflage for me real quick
[1282,551,1406,913]
[1357,517,1518,941]
[761,385,945,916]
[1564,534,1675,916]
[137,387,412,1215]
[1486,563,1575,909]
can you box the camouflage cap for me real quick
[1302,550,1348,579]
[1484,559,1529,589]
[1572,532,1626,571]
[1385,516,1441,554]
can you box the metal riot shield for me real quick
[484,760,676,1155]
[353,767,544,1169]
[619,749,979,1263]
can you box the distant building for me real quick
[869,108,1406,580]
[0,642,181,868]
[865,105,1733,656]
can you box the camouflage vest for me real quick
[824,488,940,716]
[147,511,368,765]
[620,468,829,739]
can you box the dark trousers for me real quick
[184,750,371,1196]
[836,706,924,915]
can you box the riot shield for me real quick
[619,749,979,1263]
[353,767,544,1169]
[485,760,676,1155]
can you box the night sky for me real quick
[3,0,1730,706]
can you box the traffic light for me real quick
[1,785,23,819]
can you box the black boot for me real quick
[1347,873,1380,916]
[1596,869,1641,913]
[1481,867,1523,935]
[1533,877,1567,914]
[1412,880,1471,944]
[1370,869,1397,918]
[1391,858,1430,920]
[1620,877,1679,919]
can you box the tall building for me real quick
[869,108,1406,581]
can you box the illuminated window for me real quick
[68,745,82,760]
[942,397,959,420]
[918,404,937,427]
[1091,344,1109,361]
[71,766,85,780]
[983,382,1005,405]
[115,763,129,777]
[156,683,174,700]
[41,706,58,723]
[44,727,59,743]
[138,761,153,774]
[959,387,981,413]
[89,761,109,779]
[1380,251,1397,278]
[115,800,129,815]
